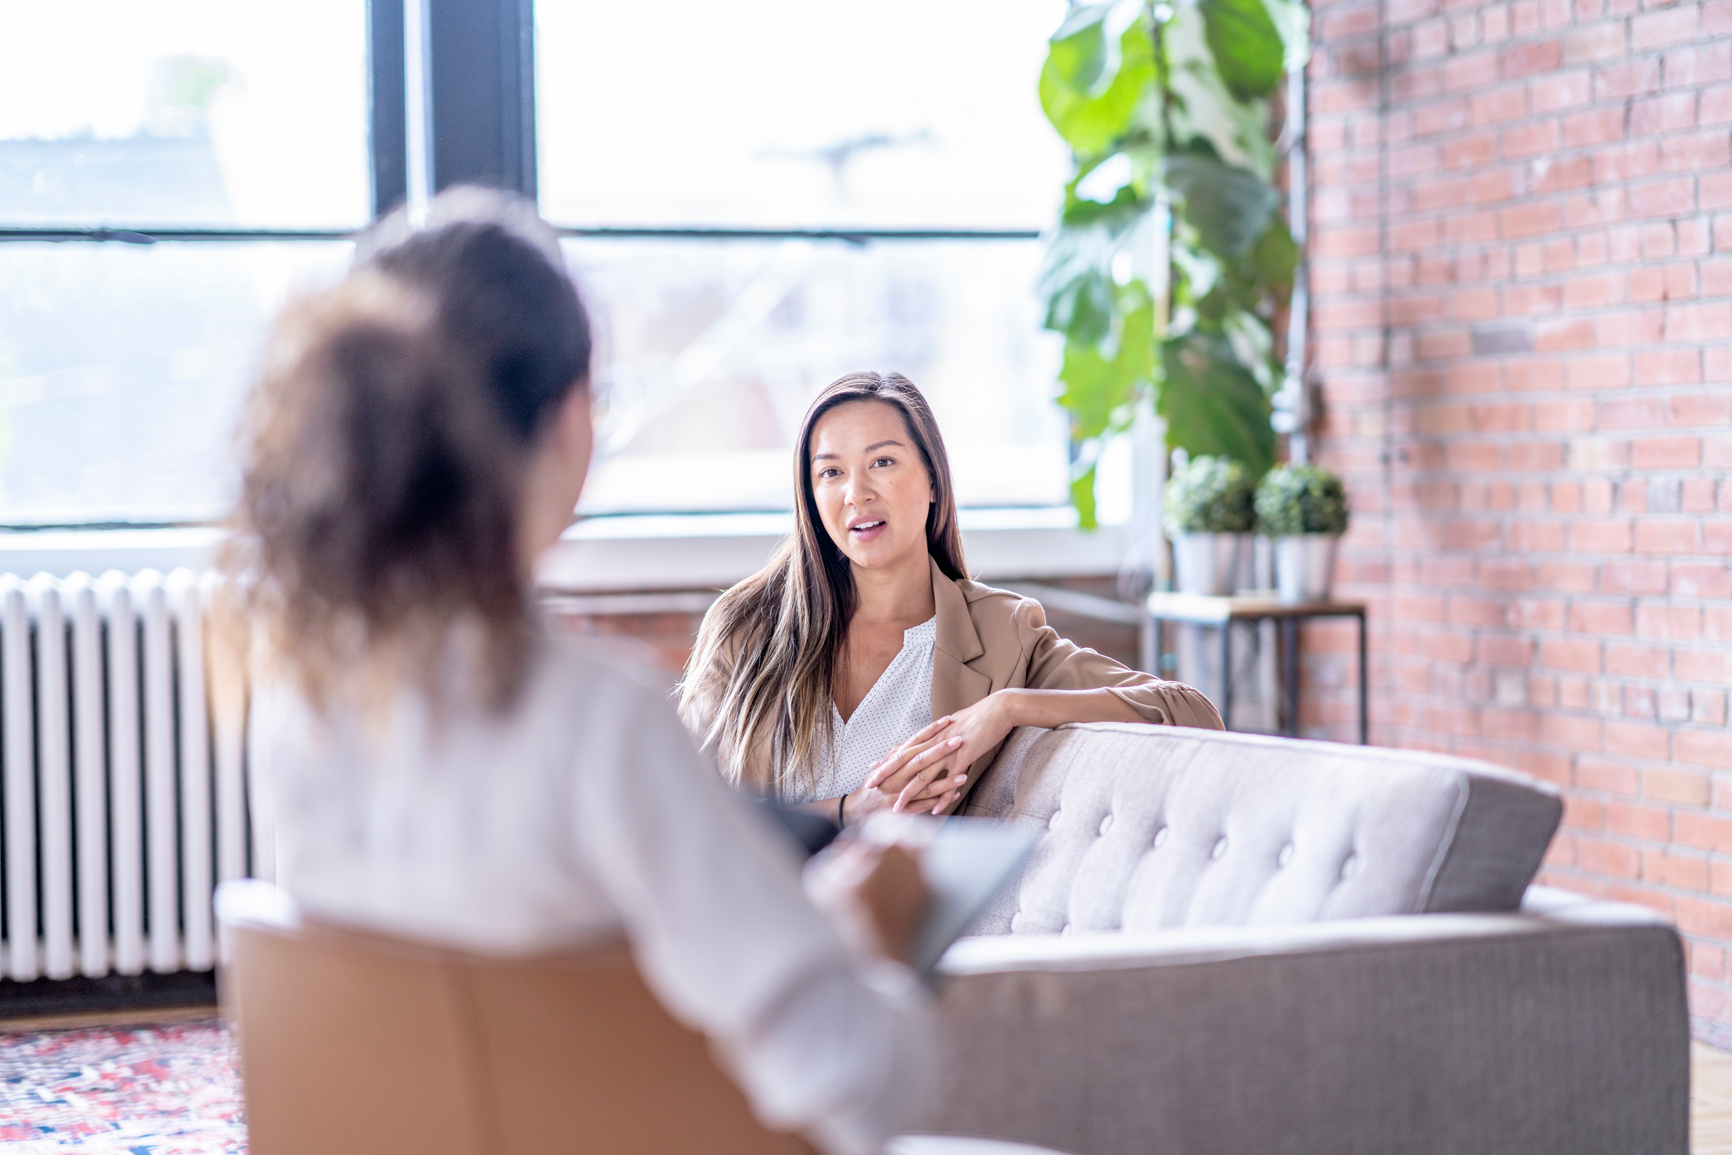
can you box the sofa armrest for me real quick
[928,902,1687,1155]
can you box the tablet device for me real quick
[862,814,1037,975]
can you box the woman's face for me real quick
[809,400,934,573]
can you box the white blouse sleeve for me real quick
[559,667,940,1155]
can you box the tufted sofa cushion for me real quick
[960,723,1562,936]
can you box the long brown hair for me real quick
[679,371,967,793]
[222,188,592,715]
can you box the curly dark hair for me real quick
[223,188,592,713]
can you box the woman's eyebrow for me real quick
[811,439,905,462]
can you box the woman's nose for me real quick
[843,474,875,504]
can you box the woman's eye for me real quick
[872,457,894,468]
[817,467,840,479]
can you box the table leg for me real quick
[1281,616,1300,738]
[1358,610,1369,745]
[1219,624,1233,730]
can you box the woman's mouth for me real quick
[849,519,887,541]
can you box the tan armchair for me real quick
[216,880,815,1155]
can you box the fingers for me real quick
[874,736,963,794]
[896,768,968,813]
[864,718,953,789]
[904,715,955,747]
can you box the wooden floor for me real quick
[1698,1043,1732,1153]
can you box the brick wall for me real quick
[1310,0,1732,1038]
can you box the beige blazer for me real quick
[928,558,1223,805]
[685,556,1223,801]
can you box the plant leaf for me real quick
[1038,185,1148,344]
[1198,0,1285,102]
[1165,151,1277,258]
[1157,330,1275,473]
[1040,13,1157,157]
[1070,467,1100,529]
[1264,0,1312,74]
[1044,268,1118,347]
[1056,284,1156,439]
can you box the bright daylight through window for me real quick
[0,0,1073,526]
[0,1,365,526]
[540,0,1072,516]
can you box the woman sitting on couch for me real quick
[679,371,1221,825]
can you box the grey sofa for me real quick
[929,723,1688,1155]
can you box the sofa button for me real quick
[1099,814,1114,836]
[1152,826,1169,848]
[1010,913,1025,932]
[1277,843,1294,868]
[1210,836,1228,860]
[1048,811,1062,830]
[1340,854,1358,879]
[1061,923,1072,936]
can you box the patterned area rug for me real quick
[0,1020,243,1153]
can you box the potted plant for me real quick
[1255,464,1350,603]
[1164,456,1256,595]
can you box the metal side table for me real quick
[1144,593,1369,744]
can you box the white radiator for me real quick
[0,568,257,982]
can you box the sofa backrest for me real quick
[960,723,1562,936]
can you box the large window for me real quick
[0,1,367,527]
[0,0,1074,527]
[542,0,1071,516]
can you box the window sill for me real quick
[537,509,1132,592]
[0,510,1134,590]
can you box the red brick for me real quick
[1645,767,1709,805]
[1632,436,1704,469]
[1607,801,1673,841]
[1670,393,1732,426]
[1682,478,1720,512]
[1649,850,1711,891]
[1570,519,1634,552]
[1674,565,1732,599]
[1570,602,1633,634]
[1678,648,1732,682]
[1635,519,1701,553]
[1676,896,1732,940]
[1632,5,1699,50]
[1540,637,1603,673]
[1600,562,1668,595]
[1631,179,1697,219]
[1677,813,1732,854]
[1678,731,1732,771]
[1564,23,1626,62]
[1635,349,1703,385]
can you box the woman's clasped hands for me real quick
[843,691,1022,821]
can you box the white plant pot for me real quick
[1273,534,1340,604]
[1172,533,1243,596]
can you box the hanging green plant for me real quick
[1038,0,1308,526]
